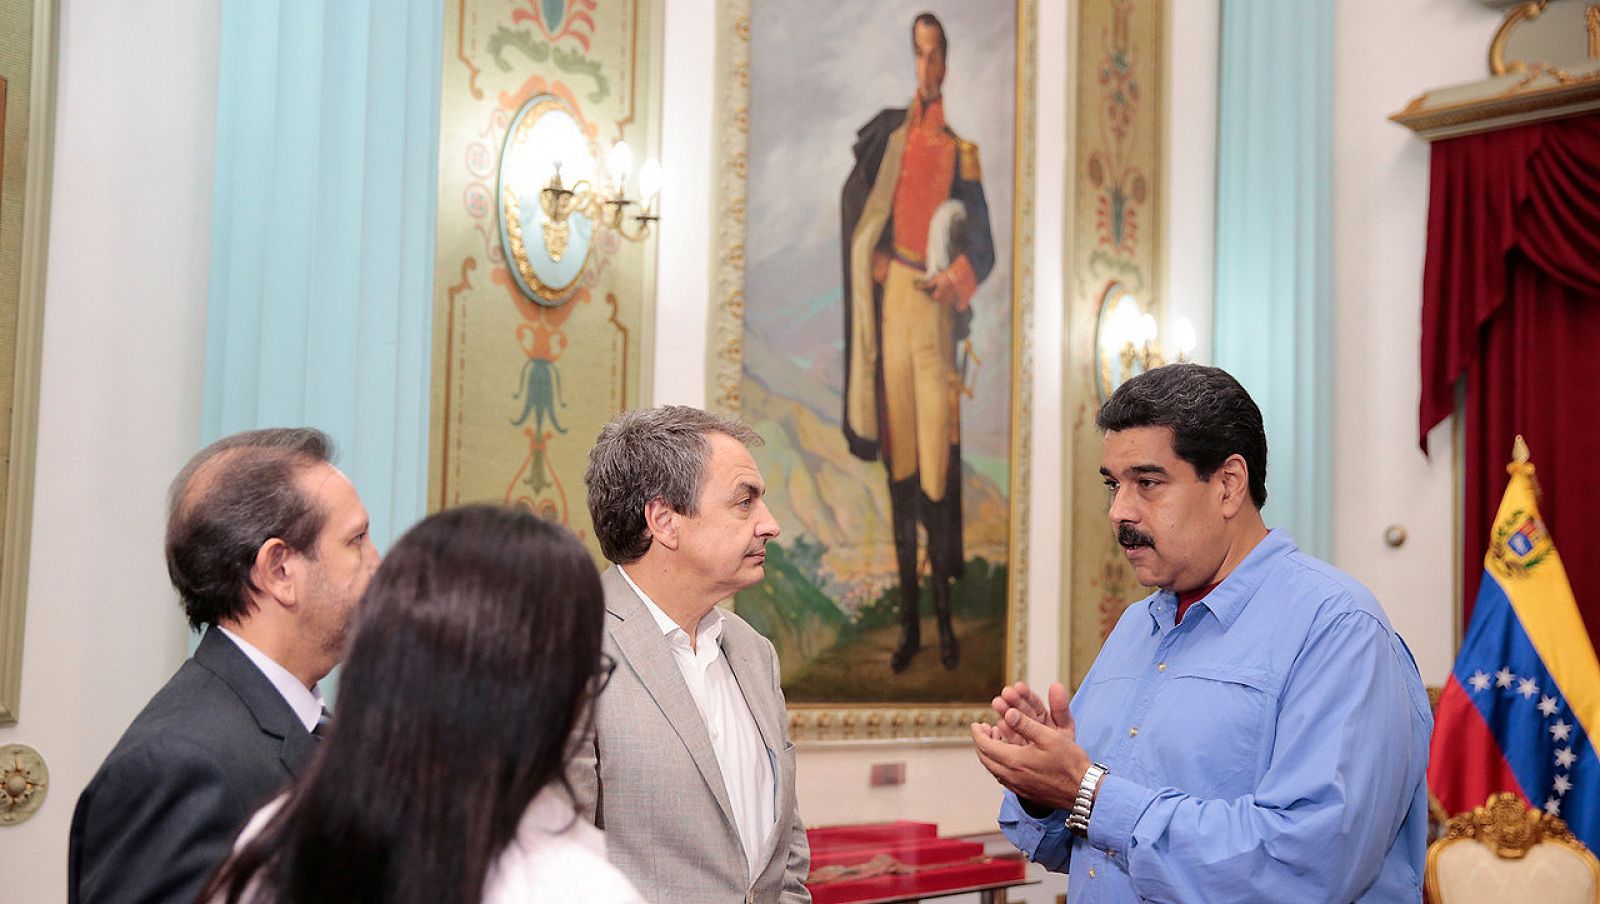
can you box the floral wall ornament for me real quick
[0,744,47,826]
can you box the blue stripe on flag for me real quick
[1454,574,1600,849]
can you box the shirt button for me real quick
[1157,662,1167,672]
[1128,726,1139,737]
[1088,867,1097,878]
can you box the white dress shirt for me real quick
[618,566,777,880]
[216,626,325,733]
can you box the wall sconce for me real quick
[1094,281,1197,401]
[498,93,661,306]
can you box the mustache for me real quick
[1117,524,1155,549]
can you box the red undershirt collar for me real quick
[1175,580,1222,625]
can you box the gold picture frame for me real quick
[707,0,1036,742]
[0,0,59,725]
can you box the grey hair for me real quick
[584,406,763,564]
[166,428,336,630]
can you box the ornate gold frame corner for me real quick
[707,1,1037,743]
[0,0,61,726]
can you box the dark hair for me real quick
[205,504,607,904]
[912,11,947,58]
[166,428,335,630]
[1096,363,1269,509]
[583,405,762,564]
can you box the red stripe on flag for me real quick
[1429,677,1528,816]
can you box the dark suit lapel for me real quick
[601,567,739,828]
[192,627,318,775]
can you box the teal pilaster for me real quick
[1213,0,1333,557]
[204,0,444,554]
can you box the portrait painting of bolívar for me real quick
[731,1,1024,706]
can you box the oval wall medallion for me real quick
[0,743,48,826]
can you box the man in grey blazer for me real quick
[577,406,811,903]
[69,428,380,904]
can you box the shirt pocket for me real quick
[1147,664,1278,796]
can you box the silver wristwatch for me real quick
[1065,762,1108,838]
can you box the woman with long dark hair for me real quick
[204,504,642,903]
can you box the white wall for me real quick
[1330,0,1505,685]
[0,0,220,896]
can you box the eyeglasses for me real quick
[592,652,617,696]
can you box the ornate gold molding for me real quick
[1395,0,1600,140]
[1489,0,1552,75]
[1,0,60,727]
[1390,66,1600,139]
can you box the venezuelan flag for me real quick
[1429,441,1600,850]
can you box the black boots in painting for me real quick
[888,477,960,673]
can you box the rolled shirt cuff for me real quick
[1085,772,1158,858]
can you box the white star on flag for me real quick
[1556,748,1577,768]
[1538,695,1560,716]
[1469,671,1492,692]
[1545,797,1562,816]
[1553,774,1573,795]
[1496,668,1515,688]
[1550,720,1573,742]
[1518,677,1540,698]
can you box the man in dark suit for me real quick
[68,428,380,904]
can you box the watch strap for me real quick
[1065,762,1108,838]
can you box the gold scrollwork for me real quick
[1490,1,1552,76]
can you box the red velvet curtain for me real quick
[1420,113,1600,635]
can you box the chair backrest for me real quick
[1426,792,1600,904]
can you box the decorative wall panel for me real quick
[1064,0,1165,686]
[431,0,660,551]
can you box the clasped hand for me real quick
[871,250,962,308]
[971,681,1094,812]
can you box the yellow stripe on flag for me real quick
[1491,460,1600,744]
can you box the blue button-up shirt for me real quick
[1000,530,1432,902]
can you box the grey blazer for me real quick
[68,627,317,904]
[571,565,811,903]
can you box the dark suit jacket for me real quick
[68,627,318,904]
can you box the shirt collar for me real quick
[215,625,326,732]
[617,565,725,646]
[1143,528,1298,632]
[909,94,945,131]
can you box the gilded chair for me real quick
[1426,792,1600,904]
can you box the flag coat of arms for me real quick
[1429,442,1600,851]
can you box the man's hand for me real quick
[873,250,892,285]
[990,681,1070,744]
[926,267,961,307]
[972,684,1092,811]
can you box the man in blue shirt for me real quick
[972,364,1432,902]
